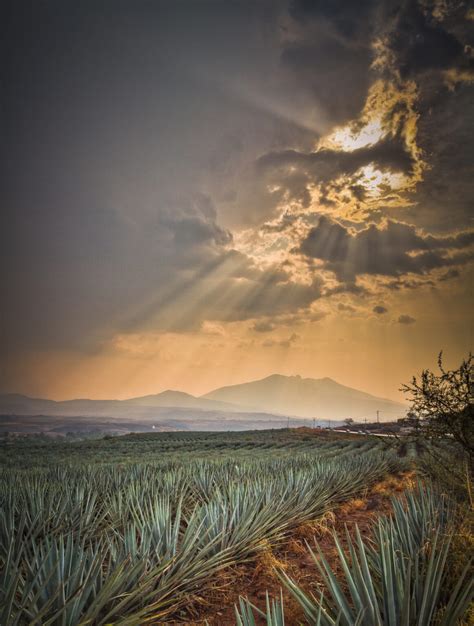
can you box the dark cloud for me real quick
[256,0,474,238]
[258,136,415,185]
[162,195,232,249]
[255,133,417,218]
[439,268,460,281]
[1,191,326,354]
[298,216,474,280]
[398,314,416,324]
[198,273,323,325]
[373,305,388,314]
[113,246,325,338]
[403,87,474,233]
[280,40,372,126]
[1,0,329,360]
[1,0,473,391]
[386,277,435,290]
[283,0,377,124]
[386,1,469,78]
[1,194,234,352]
[364,2,474,239]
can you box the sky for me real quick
[2,0,473,402]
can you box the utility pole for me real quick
[376,410,380,424]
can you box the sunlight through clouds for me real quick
[2,0,472,401]
[317,79,426,206]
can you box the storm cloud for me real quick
[1,0,473,398]
[384,1,471,78]
[298,216,474,280]
[259,136,415,181]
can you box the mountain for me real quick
[0,393,61,415]
[0,393,128,417]
[0,375,406,423]
[0,392,316,435]
[0,391,240,418]
[125,390,240,411]
[202,374,406,421]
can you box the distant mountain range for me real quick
[0,391,240,419]
[0,375,406,422]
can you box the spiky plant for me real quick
[235,591,286,626]
[278,485,473,626]
[0,444,400,624]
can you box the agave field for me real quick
[0,429,395,469]
[0,430,471,624]
[237,485,473,626]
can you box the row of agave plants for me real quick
[236,484,473,626]
[0,448,401,624]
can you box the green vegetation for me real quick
[401,352,473,507]
[1,427,472,624]
[233,354,474,625]
[236,485,473,625]
[0,432,401,624]
[401,353,473,462]
[0,428,384,470]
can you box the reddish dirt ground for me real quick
[168,470,416,626]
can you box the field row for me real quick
[1,444,404,624]
[0,430,390,468]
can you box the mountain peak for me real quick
[259,373,339,384]
[126,389,197,407]
[160,390,193,398]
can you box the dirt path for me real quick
[173,470,416,625]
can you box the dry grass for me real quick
[370,472,415,497]
[338,497,367,514]
[294,510,336,540]
[255,544,289,575]
[459,604,474,626]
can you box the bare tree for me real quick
[401,352,473,467]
